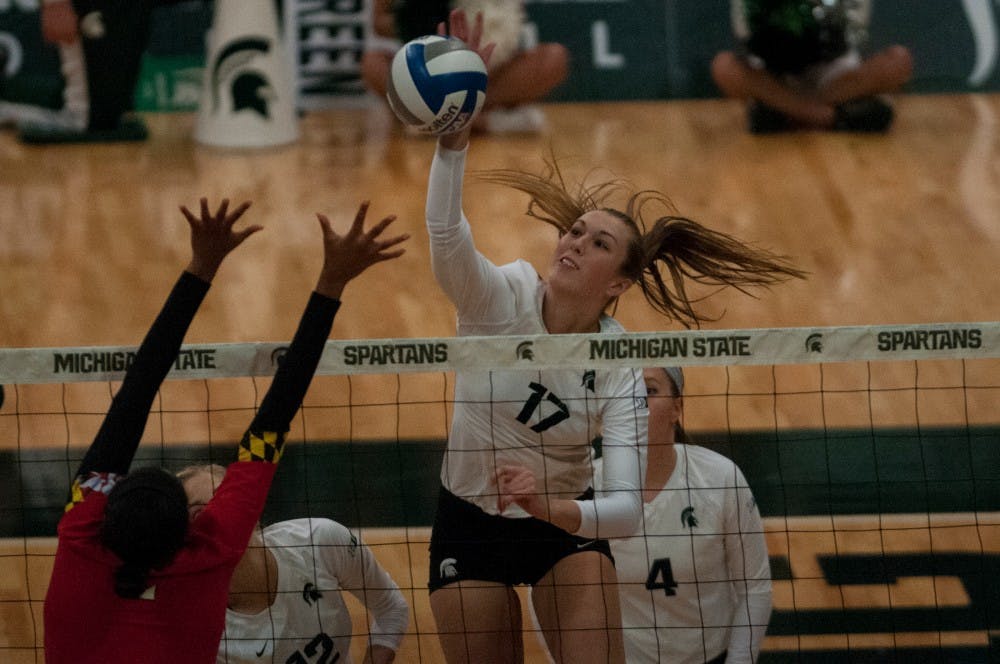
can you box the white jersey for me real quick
[426,145,647,539]
[597,446,771,664]
[217,519,409,664]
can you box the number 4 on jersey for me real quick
[646,557,678,596]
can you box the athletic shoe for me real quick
[746,101,790,134]
[19,116,149,144]
[834,96,894,132]
[482,105,547,134]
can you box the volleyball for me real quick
[386,35,488,135]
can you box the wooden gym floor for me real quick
[2,94,1000,662]
[3,93,1000,351]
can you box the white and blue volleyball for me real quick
[386,35,488,135]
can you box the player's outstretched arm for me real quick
[211,202,407,548]
[75,198,257,482]
[240,201,407,456]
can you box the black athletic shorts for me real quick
[428,485,614,592]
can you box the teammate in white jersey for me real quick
[426,12,800,664]
[599,367,772,664]
[180,465,410,664]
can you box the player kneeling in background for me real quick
[711,0,912,133]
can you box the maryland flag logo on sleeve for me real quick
[65,472,120,512]
[238,430,286,463]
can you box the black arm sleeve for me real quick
[76,271,210,478]
[245,292,340,440]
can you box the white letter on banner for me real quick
[962,0,998,86]
[0,33,22,76]
[592,21,624,69]
[2,1,41,12]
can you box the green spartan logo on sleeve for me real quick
[210,37,276,118]
[681,506,698,528]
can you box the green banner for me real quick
[0,3,63,108]
[5,1,1000,111]
[6,425,999,536]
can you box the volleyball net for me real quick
[2,322,999,663]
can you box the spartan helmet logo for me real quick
[270,346,289,368]
[232,70,273,118]
[209,37,275,118]
[516,341,535,361]
[302,582,323,605]
[681,506,698,529]
[439,558,459,579]
[805,333,823,353]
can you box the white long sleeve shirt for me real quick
[598,445,772,663]
[426,144,647,539]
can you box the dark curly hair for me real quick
[100,466,190,599]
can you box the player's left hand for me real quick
[495,464,547,519]
[181,198,260,283]
[435,9,496,152]
[315,200,409,299]
[439,9,495,69]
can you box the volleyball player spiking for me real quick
[421,10,803,664]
